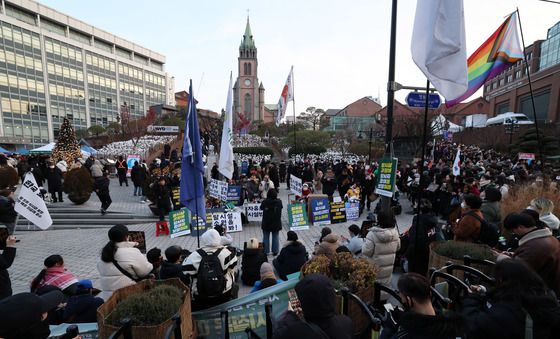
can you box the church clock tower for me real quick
[234,16,265,127]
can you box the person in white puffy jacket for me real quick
[530,197,560,233]
[97,224,153,300]
[362,210,401,288]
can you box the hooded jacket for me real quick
[63,293,104,323]
[241,247,268,286]
[362,226,400,286]
[453,209,483,242]
[182,229,238,296]
[260,197,283,232]
[273,240,308,280]
[275,274,352,339]
[314,233,339,258]
[90,160,103,178]
[396,311,465,339]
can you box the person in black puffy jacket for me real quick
[93,171,111,215]
[273,231,308,280]
[260,189,283,255]
[241,238,268,286]
[62,280,103,323]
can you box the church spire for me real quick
[240,16,255,49]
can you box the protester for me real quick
[500,213,560,295]
[215,224,233,246]
[321,168,337,201]
[260,189,283,255]
[153,176,172,222]
[274,273,353,339]
[146,247,163,278]
[90,159,104,178]
[405,200,441,276]
[340,224,364,255]
[97,224,153,300]
[529,197,560,233]
[480,187,502,226]
[0,234,16,299]
[0,188,17,235]
[453,194,483,242]
[30,254,79,295]
[159,245,190,286]
[93,170,112,215]
[62,279,104,323]
[182,229,238,310]
[116,155,128,186]
[251,262,283,292]
[314,233,340,258]
[462,259,560,339]
[45,161,64,203]
[0,290,65,339]
[362,210,400,288]
[130,161,145,196]
[241,238,268,286]
[273,231,308,280]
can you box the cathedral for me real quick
[233,17,266,129]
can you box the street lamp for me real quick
[505,118,520,145]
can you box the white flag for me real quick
[453,149,461,176]
[15,173,52,230]
[276,66,294,126]
[218,73,235,179]
[411,0,468,100]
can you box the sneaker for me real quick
[100,208,105,215]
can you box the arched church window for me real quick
[247,63,252,75]
[244,93,252,115]
[243,63,248,75]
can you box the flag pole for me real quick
[516,8,544,162]
[292,66,296,154]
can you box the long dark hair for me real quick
[30,254,63,292]
[101,224,129,263]
[490,259,550,307]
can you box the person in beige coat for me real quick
[362,210,401,288]
[314,233,340,258]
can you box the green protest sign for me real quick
[169,208,191,238]
[375,158,398,197]
[288,203,309,231]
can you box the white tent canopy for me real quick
[431,114,463,135]
[29,142,55,154]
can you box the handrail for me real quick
[463,255,495,268]
[373,281,402,307]
[164,314,182,339]
[108,318,133,339]
[221,310,230,339]
[443,263,495,285]
[340,288,382,327]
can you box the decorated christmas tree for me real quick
[52,118,82,164]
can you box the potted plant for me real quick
[63,166,93,204]
[97,279,192,339]
[429,241,497,278]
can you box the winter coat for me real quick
[260,198,283,232]
[0,195,17,224]
[33,266,78,293]
[159,261,190,286]
[273,241,308,280]
[396,311,465,339]
[406,213,439,275]
[93,176,110,194]
[153,184,172,209]
[116,159,128,175]
[453,209,483,242]
[130,164,145,186]
[462,293,560,339]
[45,166,63,191]
[314,233,339,258]
[321,175,337,196]
[56,160,67,173]
[90,160,103,178]
[0,293,53,339]
[511,228,560,295]
[63,294,104,323]
[0,247,16,300]
[275,274,353,339]
[344,235,365,255]
[241,248,268,286]
[540,213,560,231]
[481,201,501,224]
[362,226,400,287]
[97,241,153,300]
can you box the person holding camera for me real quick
[0,235,17,300]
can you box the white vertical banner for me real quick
[219,73,235,179]
[15,173,52,230]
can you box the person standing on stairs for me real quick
[153,176,172,230]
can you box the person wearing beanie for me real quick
[241,238,268,286]
[274,274,352,339]
[182,229,239,310]
[97,224,153,300]
[62,279,104,323]
[250,262,283,292]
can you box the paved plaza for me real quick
[7,178,414,296]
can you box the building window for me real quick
[244,93,252,115]
[247,63,252,75]
[519,91,550,123]
[507,74,513,83]
[496,101,509,115]
[243,63,248,75]
[515,70,521,79]
[499,78,504,87]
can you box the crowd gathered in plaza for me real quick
[1,135,560,339]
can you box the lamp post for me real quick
[505,118,520,145]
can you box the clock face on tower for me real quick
[244,79,251,86]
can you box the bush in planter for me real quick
[432,240,495,262]
[63,167,93,204]
[108,285,183,326]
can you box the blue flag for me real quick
[180,80,206,236]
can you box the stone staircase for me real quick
[16,206,157,231]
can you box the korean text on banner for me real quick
[209,179,228,201]
[310,198,330,226]
[245,203,263,222]
[226,185,242,206]
[374,158,398,198]
[14,173,52,230]
[288,203,309,231]
[290,174,303,196]
[329,201,347,224]
[345,201,360,221]
[169,208,191,238]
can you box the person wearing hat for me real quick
[273,231,308,280]
[241,238,268,286]
[250,262,283,292]
[0,290,64,339]
[97,224,153,300]
[62,279,104,323]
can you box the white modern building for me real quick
[0,0,170,149]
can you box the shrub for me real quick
[288,145,327,157]
[63,167,93,204]
[233,147,274,156]
[433,240,495,262]
[107,285,183,326]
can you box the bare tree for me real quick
[297,107,325,130]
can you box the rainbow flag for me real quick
[446,12,523,107]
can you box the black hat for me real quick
[287,231,298,241]
[108,224,129,242]
[0,291,64,327]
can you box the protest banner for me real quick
[171,186,181,210]
[289,174,303,196]
[288,203,309,231]
[375,158,398,198]
[518,152,535,160]
[245,203,263,222]
[329,201,346,224]
[193,276,299,338]
[225,211,243,233]
[191,215,207,237]
[169,208,191,238]
[310,197,330,226]
[345,201,360,221]
[206,208,226,228]
[14,173,52,230]
[209,179,228,201]
[227,185,242,206]
[125,154,140,177]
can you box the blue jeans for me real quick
[134,186,142,196]
[262,230,279,254]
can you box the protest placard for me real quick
[225,211,243,233]
[329,201,346,224]
[15,173,52,230]
[310,197,330,226]
[209,179,228,201]
[345,201,360,221]
[290,174,303,196]
[227,185,242,206]
[288,203,309,230]
[169,208,191,238]
[128,231,146,253]
[245,203,263,222]
[375,158,398,198]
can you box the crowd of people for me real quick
[96,135,176,159]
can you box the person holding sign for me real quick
[260,189,283,256]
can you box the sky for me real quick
[39,0,560,115]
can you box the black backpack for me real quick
[196,248,226,298]
[467,212,500,247]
